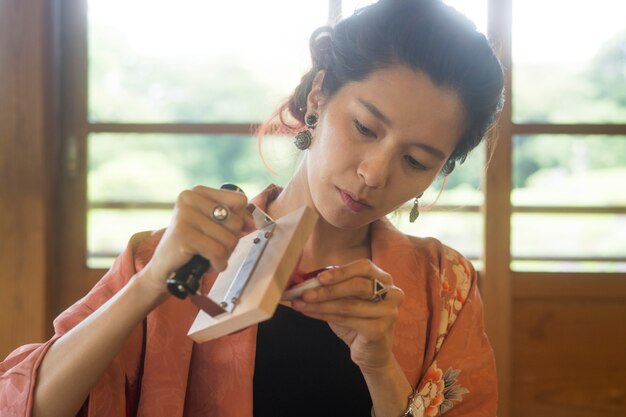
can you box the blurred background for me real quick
[1,1,624,416]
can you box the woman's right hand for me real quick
[31,185,256,417]
[139,185,256,298]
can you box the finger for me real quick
[294,311,389,340]
[190,185,249,211]
[164,206,242,271]
[178,227,236,273]
[241,210,256,233]
[301,276,375,302]
[176,191,247,236]
[292,296,398,319]
[179,208,241,254]
[318,259,392,286]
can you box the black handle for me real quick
[166,255,210,299]
[166,183,244,299]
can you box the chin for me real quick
[321,210,374,231]
[312,187,373,229]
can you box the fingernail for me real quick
[319,271,332,283]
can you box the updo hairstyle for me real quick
[279,0,504,175]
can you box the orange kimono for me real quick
[1,186,497,416]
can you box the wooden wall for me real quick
[511,274,626,417]
[0,0,55,359]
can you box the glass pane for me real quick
[342,0,487,34]
[88,209,172,268]
[88,133,296,203]
[423,142,486,207]
[88,0,328,123]
[511,213,626,259]
[511,260,626,273]
[87,133,296,267]
[512,135,626,206]
[393,212,483,262]
[393,139,485,261]
[513,0,626,123]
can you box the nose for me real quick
[357,150,393,189]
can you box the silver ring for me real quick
[369,279,389,302]
[211,204,230,222]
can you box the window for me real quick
[60,0,626,276]
[511,0,626,271]
[84,0,328,266]
[78,0,495,268]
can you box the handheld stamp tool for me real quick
[166,184,319,342]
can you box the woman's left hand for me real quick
[291,259,404,373]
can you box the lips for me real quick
[338,187,371,212]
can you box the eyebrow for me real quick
[358,98,392,127]
[357,98,447,161]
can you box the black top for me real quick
[253,304,372,416]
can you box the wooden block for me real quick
[188,205,318,342]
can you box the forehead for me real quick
[330,66,466,155]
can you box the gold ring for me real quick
[211,204,230,222]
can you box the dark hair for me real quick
[279,0,504,176]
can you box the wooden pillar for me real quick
[484,0,513,415]
[0,0,56,358]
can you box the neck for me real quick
[267,163,372,271]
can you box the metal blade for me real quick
[247,203,274,228]
[190,293,227,316]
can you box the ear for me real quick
[306,70,326,113]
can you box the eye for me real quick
[404,155,427,171]
[353,119,376,138]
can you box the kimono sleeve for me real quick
[414,246,497,417]
[0,231,156,417]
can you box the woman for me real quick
[1,0,503,416]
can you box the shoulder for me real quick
[400,234,478,343]
[372,218,476,291]
[405,237,480,355]
[407,234,476,306]
[407,235,476,280]
[373,219,477,329]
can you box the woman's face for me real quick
[305,65,466,230]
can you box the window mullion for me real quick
[484,0,513,416]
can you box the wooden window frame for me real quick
[484,1,626,415]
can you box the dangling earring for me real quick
[409,193,424,223]
[294,113,318,150]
